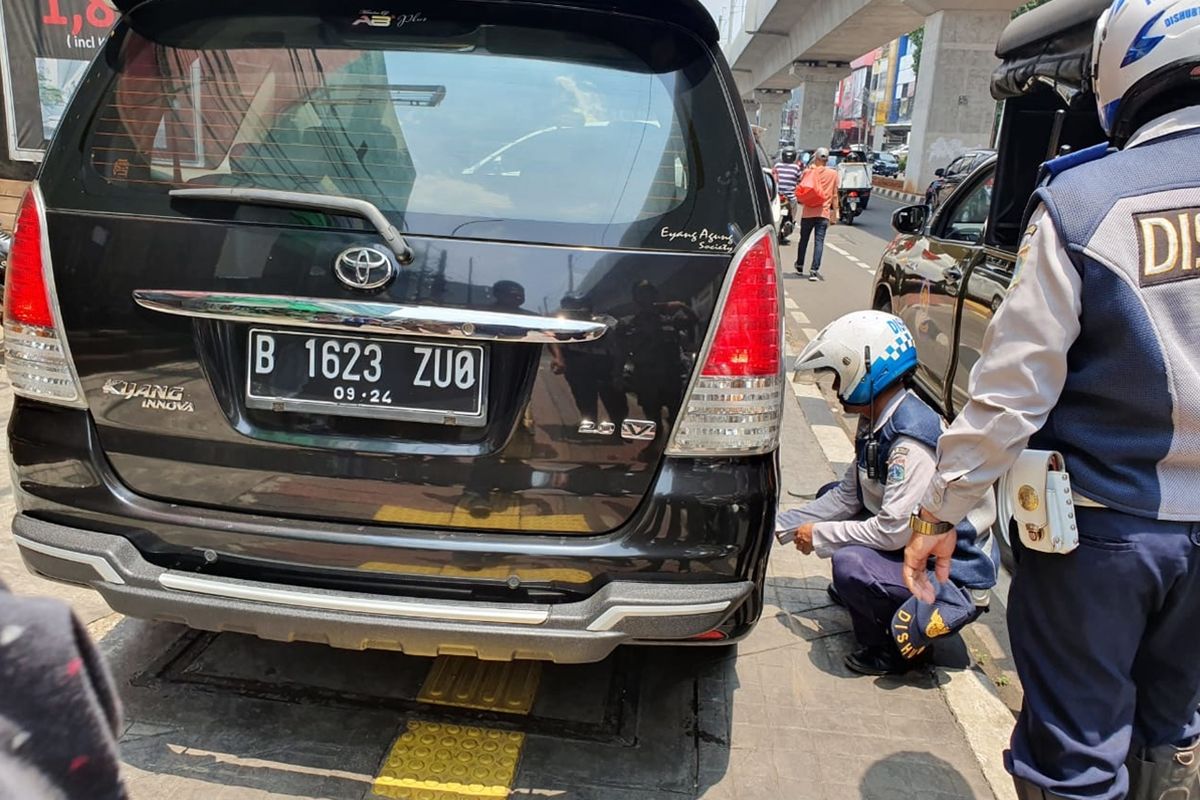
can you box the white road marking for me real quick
[811,424,856,465]
[801,327,818,340]
[788,310,810,326]
[784,296,800,311]
[826,243,851,257]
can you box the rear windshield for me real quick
[46,2,755,252]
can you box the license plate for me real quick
[246,329,487,426]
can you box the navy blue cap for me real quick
[891,580,982,660]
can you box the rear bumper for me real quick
[14,515,755,663]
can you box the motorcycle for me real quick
[836,160,871,225]
[839,189,864,226]
[777,194,795,244]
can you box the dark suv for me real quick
[5,0,781,663]
[925,149,996,209]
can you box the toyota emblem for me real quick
[334,246,396,291]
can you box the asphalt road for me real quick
[779,196,903,339]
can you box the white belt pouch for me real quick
[999,450,1079,555]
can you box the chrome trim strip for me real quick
[158,573,551,625]
[170,187,415,264]
[132,291,610,344]
[586,600,731,632]
[13,535,126,585]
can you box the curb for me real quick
[872,186,924,206]
[937,666,1019,800]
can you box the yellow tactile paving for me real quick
[371,721,523,800]
[418,657,542,715]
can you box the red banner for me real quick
[0,0,117,160]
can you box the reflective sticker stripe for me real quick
[374,504,591,533]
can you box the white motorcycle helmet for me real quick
[1092,0,1200,143]
[793,311,917,406]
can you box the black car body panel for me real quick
[43,209,733,532]
[9,0,781,661]
[111,0,723,45]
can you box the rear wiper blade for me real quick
[170,187,415,264]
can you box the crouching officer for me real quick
[776,311,998,675]
[902,3,1200,798]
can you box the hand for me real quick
[793,523,815,556]
[903,526,956,604]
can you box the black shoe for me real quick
[844,645,923,676]
[808,271,822,282]
[794,263,805,274]
[826,585,844,607]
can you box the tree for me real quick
[908,0,1047,79]
[908,27,924,76]
[1011,0,1051,18]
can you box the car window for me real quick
[939,169,994,244]
[949,156,974,176]
[50,4,756,251]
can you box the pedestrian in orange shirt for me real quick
[795,147,840,281]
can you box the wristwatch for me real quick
[910,507,954,536]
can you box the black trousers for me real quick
[796,217,829,271]
[1006,507,1200,800]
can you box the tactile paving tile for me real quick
[371,721,523,800]
[418,657,542,715]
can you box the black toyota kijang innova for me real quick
[7,0,782,663]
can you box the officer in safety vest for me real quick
[902,3,1200,799]
[776,311,998,675]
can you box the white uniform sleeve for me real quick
[775,461,862,533]
[812,437,937,557]
[921,206,1083,523]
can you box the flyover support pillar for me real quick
[754,90,789,158]
[790,65,847,152]
[904,7,1011,195]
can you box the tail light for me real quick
[849,192,859,197]
[3,186,86,407]
[667,227,782,456]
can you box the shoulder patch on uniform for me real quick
[886,448,908,484]
[1043,142,1113,179]
[1023,223,1037,239]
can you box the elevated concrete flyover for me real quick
[731,0,1026,194]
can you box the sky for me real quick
[699,0,731,40]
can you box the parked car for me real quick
[873,157,1003,416]
[872,151,901,177]
[872,0,1109,567]
[925,149,996,209]
[5,0,782,663]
